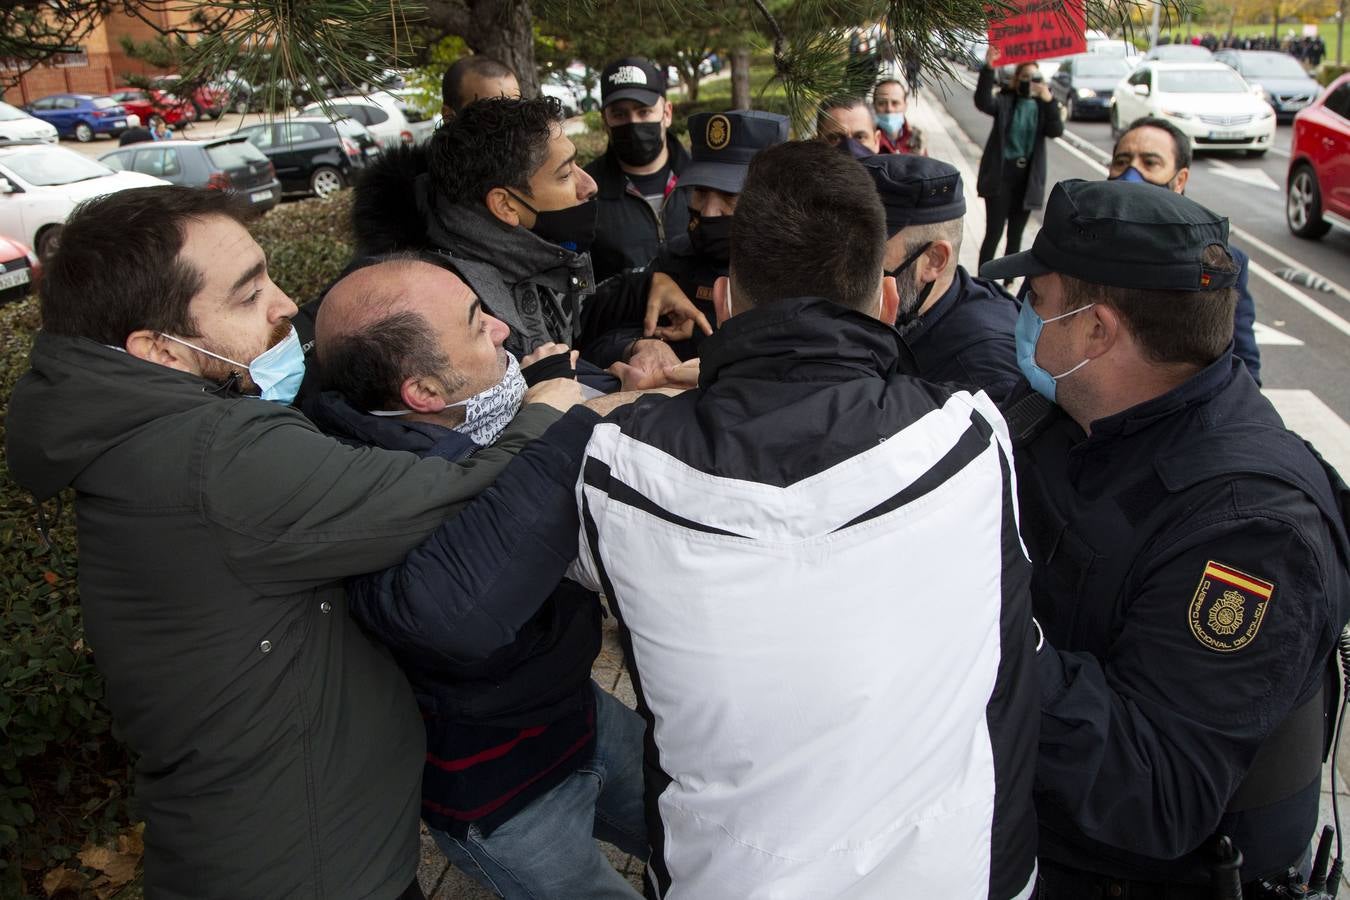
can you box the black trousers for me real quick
[980,158,1034,269]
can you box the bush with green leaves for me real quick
[0,191,355,898]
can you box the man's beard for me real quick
[196,319,292,394]
[896,267,926,324]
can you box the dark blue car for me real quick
[1049,54,1135,121]
[23,93,134,143]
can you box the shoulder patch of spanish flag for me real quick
[1188,561,1275,653]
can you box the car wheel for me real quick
[309,165,345,199]
[1286,164,1332,239]
[74,121,94,143]
[232,97,249,115]
[36,225,62,259]
[1109,106,1121,141]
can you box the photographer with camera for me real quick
[974,48,1063,270]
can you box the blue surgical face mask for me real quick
[1110,166,1147,183]
[1014,296,1094,403]
[876,112,905,137]
[161,326,306,405]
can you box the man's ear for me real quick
[661,98,674,128]
[400,375,449,413]
[880,275,900,325]
[1171,166,1190,195]
[920,241,954,284]
[125,329,198,374]
[1085,302,1123,358]
[713,275,732,325]
[441,104,454,122]
[485,187,525,228]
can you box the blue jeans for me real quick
[431,683,648,899]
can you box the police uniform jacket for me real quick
[584,134,691,282]
[900,264,1021,402]
[1011,352,1350,884]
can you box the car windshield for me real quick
[0,102,29,121]
[1239,54,1309,77]
[1,147,113,185]
[1077,58,1130,77]
[1155,45,1212,59]
[92,97,118,109]
[1158,69,1249,93]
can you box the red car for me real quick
[1286,73,1350,240]
[108,87,196,127]
[150,75,226,121]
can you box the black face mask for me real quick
[687,209,733,262]
[610,122,665,168]
[507,190,598,253]
[885,240,935,324]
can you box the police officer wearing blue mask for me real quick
[862,154,1021,401]
[982,179,1350,899]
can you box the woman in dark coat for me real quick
[974,51,1064,270]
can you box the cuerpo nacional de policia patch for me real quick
[1188,560,1275,653]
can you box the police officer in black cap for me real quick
[649,109,788,360]
[862,154,1021,401]
[983,179,1350,899]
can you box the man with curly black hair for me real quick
[344,97,709,394]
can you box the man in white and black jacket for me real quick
[572,140,1040,900]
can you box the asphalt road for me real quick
[928,69,1350,470]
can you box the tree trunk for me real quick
[731,47,751,110]
[685,71,701,103]
[425,0,540,97]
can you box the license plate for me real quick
[112,119,125,127]
[0,267,32,290]
[249,189,272,204]
[1208,130,1244,140]
[364,146,380,156]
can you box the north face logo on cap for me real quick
[608,65,648,86]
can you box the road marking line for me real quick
[1248,262,1350,339]
[1264,389,1350,479]
[1253,322,1304,345]
[1205,157,1280,191]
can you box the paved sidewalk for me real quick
[414,614,646,899]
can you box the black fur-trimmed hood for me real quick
[350,143,434,257]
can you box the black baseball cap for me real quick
[979,179,1239,291]
[861,155,966,237]
[681,110,790,194]
[600,57,666,108]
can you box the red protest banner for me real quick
[987,0,1086,68]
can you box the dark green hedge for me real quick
[0,191,355,898]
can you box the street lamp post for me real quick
[1337,0,1345,65]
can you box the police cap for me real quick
[680,110,790,195]
[860,154,966,237]
[979,179,1239,292]
[600,57,666,108]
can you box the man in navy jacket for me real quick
[862,154,1022,402]
[310,254,648,899]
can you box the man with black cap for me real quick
[646,109,789,360]
[862,154,1020,401]
[585,57,691,283]
[981,179,1350,898]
